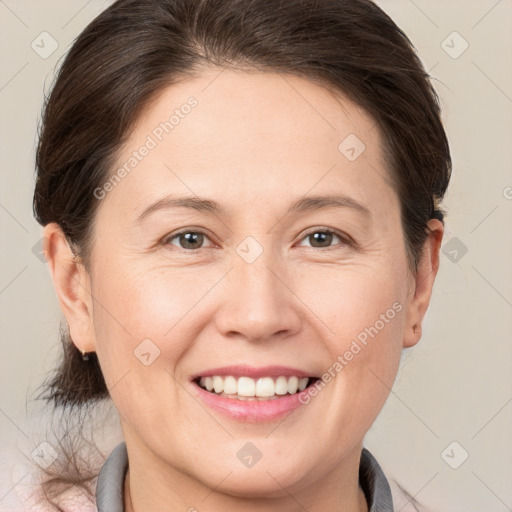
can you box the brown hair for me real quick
[32,0,451,508]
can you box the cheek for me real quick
[89,269,198,433]
[298,262,406,409]
[89,263,225,392]
[298,261,406,346]
[93,263,206,338]
[89,268,186,387]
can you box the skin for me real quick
[44,67,443,512]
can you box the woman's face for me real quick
[49,68,442,499]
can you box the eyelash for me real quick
[161,227,353,252]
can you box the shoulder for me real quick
[388,478,424,512]
[360,447,426,512]
[11,462,98,512]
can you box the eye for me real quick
[297,228,351,249]
[161,227,352,252]
[163,230,214,251]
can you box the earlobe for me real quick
[403,219,444,348]
[42,223,96,353]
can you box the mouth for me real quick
[193,375,320,401]
[189,366,322,422]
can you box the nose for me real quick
[214,242,302,343]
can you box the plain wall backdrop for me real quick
[1,1,511,511]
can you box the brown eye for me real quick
[165,231,212,250]
[298,229,348,249]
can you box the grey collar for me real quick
[360,447,395,511]
[96,442,394,511]
[96,441,128,512]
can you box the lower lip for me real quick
[191,381,313,422]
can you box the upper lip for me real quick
[190,365,319,381]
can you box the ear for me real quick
[42,223,96,353]
[403,218,444,348]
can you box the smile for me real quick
[190,365,321,422]
[196,375,318,400]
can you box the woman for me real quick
[28,0,451,510]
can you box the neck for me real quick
[123,441,368,512]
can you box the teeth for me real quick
[213,376,223,393]
[275,376,289,395]
[238,376,255,396]
[298,377,308,391]
[288,376,299,394]
[223,375,237,394]
[256,377,275,397]
[197,375,311,398]
[204,376,214,391]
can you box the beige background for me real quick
[1,1,511,510]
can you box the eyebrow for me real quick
[135,193,371,223]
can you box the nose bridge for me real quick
[215,234,300,341]
[236,237,282,300]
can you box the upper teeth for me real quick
[199,375,310,397]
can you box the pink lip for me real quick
[189,364,317,380]
[191,380,313,422]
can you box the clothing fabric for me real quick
[95,441,395,511]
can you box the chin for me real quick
[197,459,310,499]
[211,474,302,500]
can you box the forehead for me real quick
[100,68,397,222]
